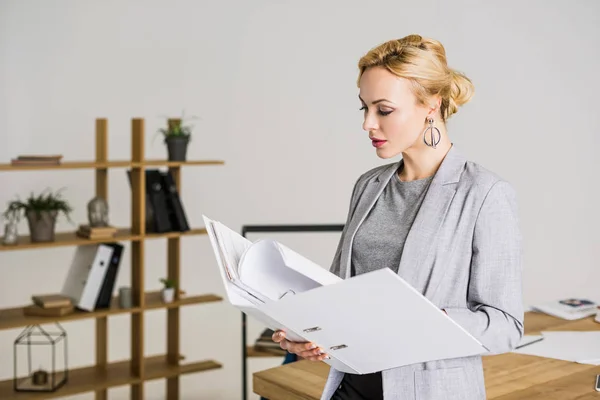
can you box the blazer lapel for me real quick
[339,163,399,279]
[397,144,467,298]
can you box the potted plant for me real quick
[158,112,198,161]
[160,278,177,303]
[4,188,73,243]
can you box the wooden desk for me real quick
[253,312,600,399]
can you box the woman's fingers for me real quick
[272,330,286,343]
[270,330,329,361]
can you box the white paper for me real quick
[238,239,324,301]
[512,331,600,364]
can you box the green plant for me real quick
[3,188,74,223]
[157,110,199,141]
[160,278,177,289]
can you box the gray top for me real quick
[351,166,433,277]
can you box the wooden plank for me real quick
[95,117,109,400]
[144,228,207,239]
[0,354,222,400]
[0,228,141,251]
[0,161,135,171]
[0,160,224,171]
[166,165,181,399]
[0,228,207,252]
[130,118,145,400]
[0,292,221,331]
[252,313,600,400]
[0,300,141,331]
[247,346,287,358]
[144,292,222,311]
[143,160,224,167]
[253,361,328,400]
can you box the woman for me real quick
[272,34,524,400]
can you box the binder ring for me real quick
[330,344,347,351]
[302,326,322,333]
[278,289,296,300]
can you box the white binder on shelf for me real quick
[202,215,489,374]
[61,244,114,312]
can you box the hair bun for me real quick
[447,69,475,118]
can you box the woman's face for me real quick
[358,66,433,159]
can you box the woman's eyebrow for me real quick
[358,95,394,105]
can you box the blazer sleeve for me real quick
[443,180,525,354]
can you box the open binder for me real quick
[203,215,489,374]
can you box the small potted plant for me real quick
[4,188,73,243]
[160,278,177,303]
[157,112,198,161]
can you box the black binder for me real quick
[146,169,174,233]
[160,171,190,232]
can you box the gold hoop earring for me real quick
[423,117,441,149]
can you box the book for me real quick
[531,298,599,320]
[11,154,63,166]
[76,225,117,239]
[24,304,74,317]
[31,294,72,309]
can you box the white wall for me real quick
[1,0,599,399]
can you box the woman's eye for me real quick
[359,106,392,116]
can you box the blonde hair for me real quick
[357,34,474,122]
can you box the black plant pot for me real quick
[26,210,58,243]
[165,136,190,161]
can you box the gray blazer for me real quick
[321,144,524,400]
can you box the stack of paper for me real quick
[531,298,598,320]
[202,215,490,374]
[513,332,600,365]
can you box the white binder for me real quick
[61,244,114,311]
[203,215,489,374]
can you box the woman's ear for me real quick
[426,96,442,119]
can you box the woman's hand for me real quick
[272,330,330,361]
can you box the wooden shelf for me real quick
[143,160,225,167]
[0,227,207,252]
[0,161,134,171]
[0,354,222,400]
[0,228,140,251]
[144,227,207,239]
[0,291,222,331]
[246,346,286,358]
[0,160,225,171]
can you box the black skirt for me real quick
[330,371,384,400]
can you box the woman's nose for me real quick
[362,114,379,132]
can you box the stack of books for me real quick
[11,155,63,166]
[76,224,118,239]
[24,294,74,317]
[253,328,287,356]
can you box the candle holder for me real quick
[13,323,68,393]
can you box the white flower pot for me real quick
[161,288,175,303]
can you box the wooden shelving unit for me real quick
[0,118,225,400]
[0,355,222,400]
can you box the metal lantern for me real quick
[13,323,68,393]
